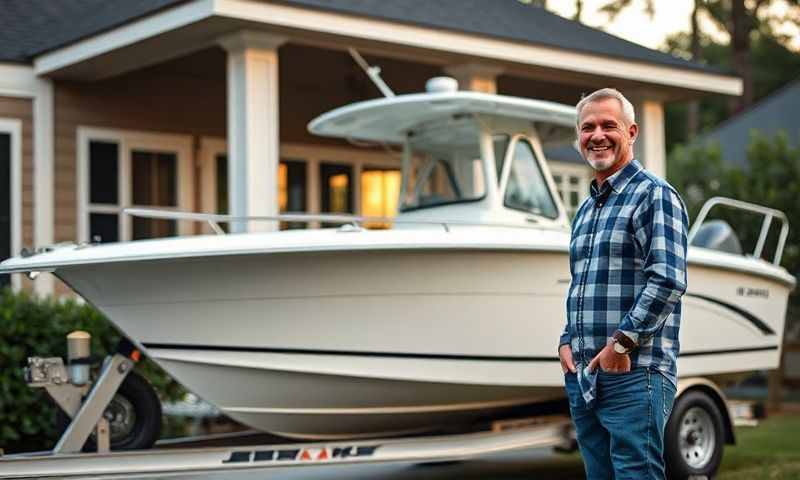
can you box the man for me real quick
[559,88,688,479]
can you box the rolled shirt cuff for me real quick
[558,333,571,350]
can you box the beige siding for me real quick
[54,55,228,244]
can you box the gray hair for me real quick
[575,88,636,127]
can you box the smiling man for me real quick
[558,88,689,479]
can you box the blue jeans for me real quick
[564,368,676,480]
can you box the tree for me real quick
[662,28,800,152]
[687,0,704,140]
[701,0,800,112]
[599,0,655,20]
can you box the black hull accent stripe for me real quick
[686,293,776,335]
[680,346,779,357]
[143,343,560,362]
[144,343,779,362]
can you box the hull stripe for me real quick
[143,344,780,361]
[685,293,776,335]
[143,343,560,362]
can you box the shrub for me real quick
[0,288,184,453]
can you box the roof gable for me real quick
[696,78,800,168]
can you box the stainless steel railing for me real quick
[122,208,564,235]
[688,196,790,266]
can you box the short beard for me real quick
[585,156,615,172]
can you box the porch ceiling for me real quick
[33,0,741,102]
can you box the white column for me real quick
[33,77,54,296]
[444,63,504,94]
[218,31,286,233]
[633,98,666,179]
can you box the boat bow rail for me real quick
[121,207,566,235]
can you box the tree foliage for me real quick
[0,289,185,453]
[668,131,800,278]
[663,28,800,152]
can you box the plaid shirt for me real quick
[560,160,688,407]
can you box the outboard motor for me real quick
[690,219,743,255]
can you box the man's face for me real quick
[577,98,638,172]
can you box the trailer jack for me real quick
[25,332,140,454]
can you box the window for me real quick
[131,150,177,240]
[361,167,400,229]
[550,166,590,218]
[211,155,307,230]
[0,132,10,288]
[503,139,558,219]
[401,121,486,211]
[79,128,193,243]
[0,119,21,290]
[279,160,307,229]
[200,141,400,230]
[320,163,353,215]
[492,135,510,184]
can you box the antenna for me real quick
[348,48,395,98]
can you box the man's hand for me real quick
[559,344,577,374]
[588,342,631,373]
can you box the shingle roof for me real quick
[278,0,723,74]
[694,78,800,169]
[0,0,185,63]
[0,0,724,76]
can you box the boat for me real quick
[0,78,794,440]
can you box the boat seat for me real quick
[690,220,743,255]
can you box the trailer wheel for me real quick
[57,371,162,451]
[664,390,724,480]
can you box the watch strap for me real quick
[612,330,637,353]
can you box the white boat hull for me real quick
[49,238,791,437]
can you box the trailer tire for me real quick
[57,371,162,451]
[664,390,724,480]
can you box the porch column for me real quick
[218,31,286,233]
[444,63,504,94]
[34,77,54,296]
[632,98,666,179]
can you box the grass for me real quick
[716,412,800,479]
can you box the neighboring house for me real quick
[0,0,742,296]
[694,76,800,169]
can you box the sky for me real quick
[546,0,800,52]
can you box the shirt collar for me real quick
[590,159,643,200]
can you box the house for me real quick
[0,0,742,296]
[694,76,800,169]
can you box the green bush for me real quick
[0,288,184,453]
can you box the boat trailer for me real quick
[0,331,574,479]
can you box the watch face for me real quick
[613,341,628,354]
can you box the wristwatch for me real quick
[612,330,637,354]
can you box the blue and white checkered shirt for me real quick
[560,159,688,407]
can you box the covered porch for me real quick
[24,0,741,295]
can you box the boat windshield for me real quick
[503,138,559,219]
[401,121,486,211]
